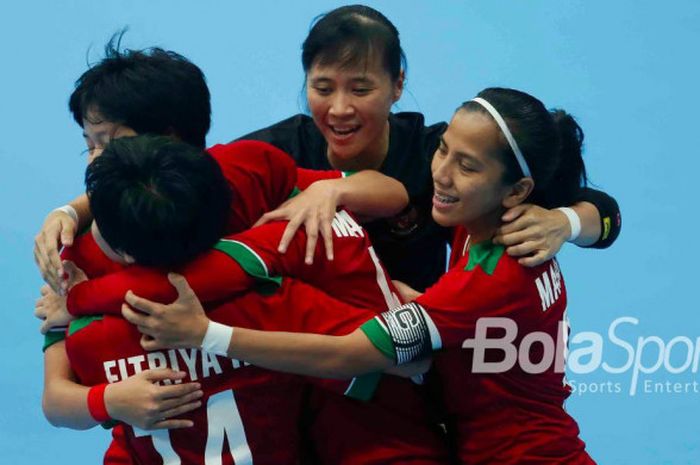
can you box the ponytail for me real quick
[460,88,588,209]
[538,110,588,208]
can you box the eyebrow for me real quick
[309,76,376,85]
[439,136,482,166]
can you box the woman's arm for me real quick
[121,273,393,379]
[66,250,254,317]
[493,187,621,266]
[255,170,409,263]
[42,341,203,430]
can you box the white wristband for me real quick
[52,205,79,225]
[557,207,582,242]
[201,321,233,356]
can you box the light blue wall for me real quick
[1,1,698,463]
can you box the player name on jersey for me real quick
[535,260,563,312]
[103,349,250,384]
[331,210,365,238]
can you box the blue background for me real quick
[1,1,698,463]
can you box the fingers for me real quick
[518,250,550,267]
[150,418,195,430]
[495,213,536,237]
[34,302,47,320]
[34,235,62,293]
[167,273,194,300]
[277,216,303,254]
[303,215,320,265]
[501,204,529,222]
[122,303,150,326]
[124,291,158,315]
[321,219,334,262]
[505,241,538,258]
[60,225,75,247]
[493,229,532,248]
[141,368,188,383]
[253,209,286,228]
[156,388,203,408]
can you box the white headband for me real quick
[471,97,531,178]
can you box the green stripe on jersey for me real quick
[344,372,382,401]
[42,329,66,352]
[288,186,301,199]
[214,239,282,296]
[360,318,397,363]
[341,170,356,178]
[465,241,505,276]
[68,315,103,336]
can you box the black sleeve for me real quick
[576,187,622,249]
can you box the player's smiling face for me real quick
[430,110,515,235]
[306,55,403,170]
[82,109,137,164]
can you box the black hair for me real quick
[302,5,406,81]
[460,88,588,208]
[69,31,211,148]
[86,135,232,267]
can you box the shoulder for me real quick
[236,114,328,168]
[390,112,447,141]
[242,114,316,137]
[207,140,296,176]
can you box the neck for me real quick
[464,210,504,245]
[327,121,390,171]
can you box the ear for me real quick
[392,69,405,102]
[502,177,535,209]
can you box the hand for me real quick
[391,280,423,302]
[34,209,78,294]
[493,204,569,267]
[122,273,210,351]
[104,369,203,430]
[254,180,339,264]
[35,285,72,334]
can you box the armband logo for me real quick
[381,303,431,364]
[602,217,611,241]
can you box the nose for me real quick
[328,91,355,118]
[432,154,453,188]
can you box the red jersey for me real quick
[65,277,382,465]
[47,139,347,464]
[62,210,449,465]
[361,228,594,464]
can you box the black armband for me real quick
[576,187,622,249]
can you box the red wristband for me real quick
[87,383,111,422]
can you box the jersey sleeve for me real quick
[218,221,316,284]
[66,248,255,316]
[42,327,68,351]
[207,278,381,400]
[207,140,298,232]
